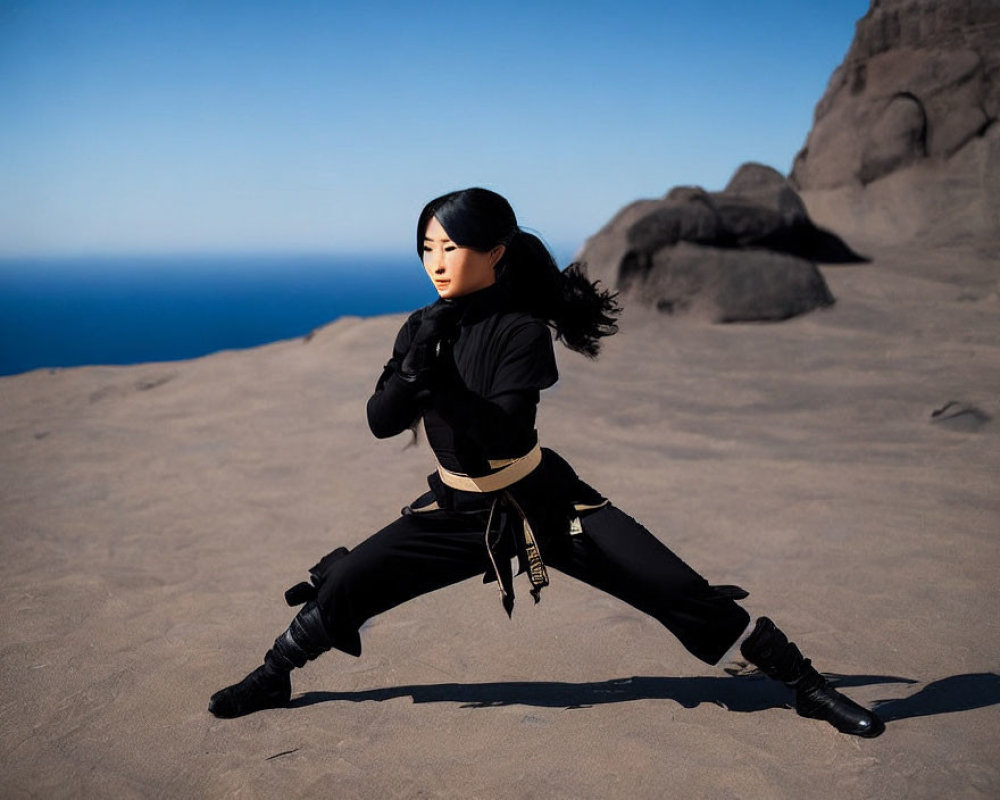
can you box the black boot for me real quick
[208,602,334,719]
[740,617,885,738]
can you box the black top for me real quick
[366,284,558,474]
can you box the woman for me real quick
[209,188,884,737]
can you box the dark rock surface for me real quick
[577,163,857,323]
[791,0,1000,245]
[931,401,992,432]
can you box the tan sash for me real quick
[436,443,542,493]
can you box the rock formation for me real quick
[576,163,861,323]
[791,0,1000,245]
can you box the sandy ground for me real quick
[1,241,998,799]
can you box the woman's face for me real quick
[422,216,503,299]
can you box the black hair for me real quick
[416,187,620,358]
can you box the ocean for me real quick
[0,254,438,377]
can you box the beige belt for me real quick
[436,443,542,493]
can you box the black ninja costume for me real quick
[208,196,884,737]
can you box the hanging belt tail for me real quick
[436,444,547,614]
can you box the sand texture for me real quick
[2,242,998,798]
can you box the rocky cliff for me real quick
[791,0,1000,245]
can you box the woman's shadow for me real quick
[293,671,999,724]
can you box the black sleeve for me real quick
[490,320,559,395]
[430,321,557,449]
[366,313,426,439]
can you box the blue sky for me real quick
[0,0,870,259]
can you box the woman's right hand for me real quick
[398,300,462,382]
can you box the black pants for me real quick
[314,503,750,666]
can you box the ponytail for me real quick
[498,231,620,358]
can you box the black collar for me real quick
[452,283,511,325]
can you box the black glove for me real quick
[399,299,462,382]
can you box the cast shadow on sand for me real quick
[292,672,1000,724]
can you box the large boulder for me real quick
[632,243,835,323]
[791,0,1000,245]
[576,163,856,322]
